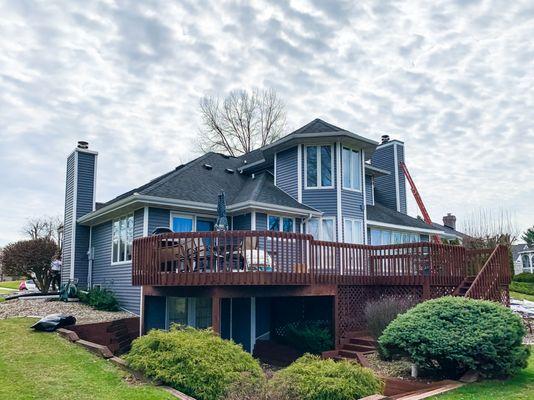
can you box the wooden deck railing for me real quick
[131,231,505,288]
[465,244,510,302]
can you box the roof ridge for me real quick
[143,152,216,196]
[249,173,267,201]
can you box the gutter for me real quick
[78,194,322,225]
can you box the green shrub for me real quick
[78,287,120,311]
[125,325,264,400]
[270,354,383,400]
[513,272,534,283]
[510,281,534,295]
[278,321,333,354]
[378,296,530,378]
[364,297,416,339]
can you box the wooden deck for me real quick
[131,230,506,291]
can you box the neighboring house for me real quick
[512,243,534,274]
[61,118,485,352]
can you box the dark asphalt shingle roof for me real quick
[367,203,439,231]
[101,152,316,213]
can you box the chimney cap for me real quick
[77,141,89,149]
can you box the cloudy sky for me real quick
[1,0,533,245]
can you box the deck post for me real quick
[333,287,339,347]
[422,275,431,300]
[211,295,221,334]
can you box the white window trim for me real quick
[170,213,196,232]
[342,147,362,192]
[169,212,217,232]
[267,214,296,233]
[343,218,364,244]
[110,213,134,265]
[307,216,336,241]
[304,144,335,189]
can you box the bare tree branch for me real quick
[197,88,286,156]
[21,215,63,245]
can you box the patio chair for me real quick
[242,236,273,272]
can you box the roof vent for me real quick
[380,135,390,144]
[77,141,89,149]
[225,168,235,174]
[203,164,213,170]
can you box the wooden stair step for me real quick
[348,337,377,347]
[343,343,376,352]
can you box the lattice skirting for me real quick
[337,284,456,338]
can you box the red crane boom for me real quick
[399,161,441,244]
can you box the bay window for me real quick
[344,218,364,244]
[268,215,295,232]
[369,228,420,245]
[305,145,333,188]
[112,214,134,263]
[342,147,361,191]
[307,217,335,241]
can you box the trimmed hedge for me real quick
[270,354,383,400]
[124,326,264,400]
[379,296,529,378]
[513,272,534,283]
[510,281,534,295]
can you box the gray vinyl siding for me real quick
[148,207,170,234]
[61,153,75,284]
[72,152,96,288]
[91,221,140,314]
[256,213,267,230]
[62,150,96,287]
[275,146,298,199]
[232,213,251,230]
[371,144,398,212]
[365,175,374,205]
[396,145,407,214]
[134,208,145,237]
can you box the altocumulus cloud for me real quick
[0,0,533,244]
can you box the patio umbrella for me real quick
[215,190,228,231]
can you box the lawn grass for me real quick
[0,281,20,290]
[511,291,534,302]
[0,318,174,400]
[434,346,533,399]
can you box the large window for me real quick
[307,217,335,241]
[166,297,212,329]
[369,228,420,245]
[342,147,361,191]
[112,214,134,263]
[305,145,333,188]
[268,215,295,233]
[344,218,364,244]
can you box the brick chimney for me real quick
[443,213,456,230]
